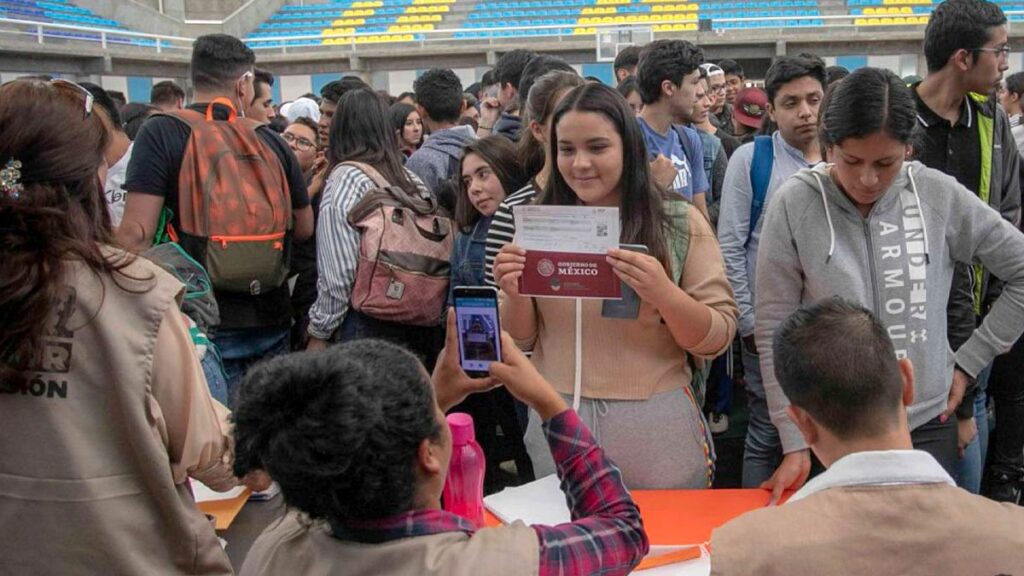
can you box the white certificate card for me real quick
[513,205,619,254]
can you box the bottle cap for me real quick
[447,413,475,446]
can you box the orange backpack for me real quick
[163,98,292,296]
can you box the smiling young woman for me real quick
[493,82,739,489]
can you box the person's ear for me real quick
[530,119,545,142]
[766,101,777,124]
[661,79,675,99]
[417,436,444,476]
[897,357,915,407]
[825,144,836,163]
[904,143,913,160]
[459,98,467,115]
[786,405,819,446]
[953,48,974,72]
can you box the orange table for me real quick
[486,488,785,546]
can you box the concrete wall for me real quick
[76,0,285,39]
[76,0,185,36]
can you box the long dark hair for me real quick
[0,80,139,386]
[327,88,417,194]
[455,136,529,230]
[518,71,585,179]
[539,82,672,267]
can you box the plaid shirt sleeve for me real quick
[532,410,649,576]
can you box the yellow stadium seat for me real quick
[626,14,639,22]
[881,17,894,24]
[685,22,697,30]
[894,17,907,24]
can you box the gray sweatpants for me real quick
[524,388,714,489]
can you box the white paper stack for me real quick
[483,474,570,526]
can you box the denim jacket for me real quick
[449,216,492,302]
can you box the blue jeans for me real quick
[212,326,290,409]
[956,364,992,494]
[741,344,783,488]
[200,343,229,406]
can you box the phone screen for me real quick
[453,288,503,375]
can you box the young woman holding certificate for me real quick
[494,83,738,489]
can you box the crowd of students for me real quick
[3,0,1024,573]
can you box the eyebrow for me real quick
[559,137,612,145]
[842,151,901,162]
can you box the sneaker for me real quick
[988,472,1023,505]
[709,412,729,435]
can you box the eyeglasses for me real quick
[282,132,316,151]
[50,79,94,119]
[974,45,1012,59]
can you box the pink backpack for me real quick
[344,162,454,327]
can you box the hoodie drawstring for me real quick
[572,298,582,412]
[812,171,837,262]
[813,165,931,266]
[906,165,932,264]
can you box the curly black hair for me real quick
[232,340,442,522]
[636,39,705,106]
[414,68,464,124]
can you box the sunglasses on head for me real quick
[50,79,94,120]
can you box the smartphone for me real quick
[602,244,649,320]
[452,286,503,377]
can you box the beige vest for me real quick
[241,511,539,576]
[711,483,1024,575]
[0,253,232,575]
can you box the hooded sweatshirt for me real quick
[755,161,1024,452]
[492,112,522,142]
[406,124,477,196]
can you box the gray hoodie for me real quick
[755,161,1024,452]
[405,124,477,195]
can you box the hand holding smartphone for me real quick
[452,286,503,377]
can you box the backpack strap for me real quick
[342,161,391,190]
[748,135,774,240]
[664,200,709,408]
[342,161,440,217]
[673,124,697,169]
[665,200,691,286]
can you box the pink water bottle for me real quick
[442,413,486,527]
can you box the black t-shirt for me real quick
[125,102,311,332]
[911,85,983,196]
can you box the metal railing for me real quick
[0,17,193,53]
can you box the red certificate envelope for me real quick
[519,250,621,299]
